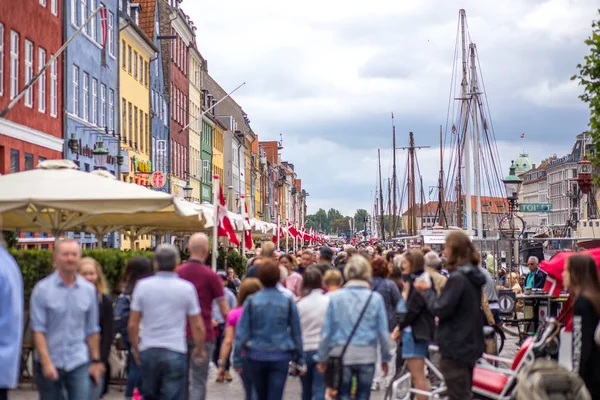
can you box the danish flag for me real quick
[215,176,239,245]
[241,195,253,250]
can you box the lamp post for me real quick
[183,180,193,202]
[92,138,109,170]
[502,161,523,282]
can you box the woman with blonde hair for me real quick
[78,257,114,400]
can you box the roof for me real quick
[138,0,156,40]
[402,196,508,216]
[514,153,533,173]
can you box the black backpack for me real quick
[113,292,131,350]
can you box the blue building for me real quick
[140,0,170,193]
[64,0,121,247]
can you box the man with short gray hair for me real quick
[525,256,547,289]
[129,244,206,399]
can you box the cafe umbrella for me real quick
[0,160,178,241]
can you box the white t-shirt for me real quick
[131,271,200,354]
[297,289,330,351]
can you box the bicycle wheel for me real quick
[495,325,505,354]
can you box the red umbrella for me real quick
[539,248,600,296]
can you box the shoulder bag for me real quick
[325,291,374,391]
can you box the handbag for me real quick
[324,291,374,390]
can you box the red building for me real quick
[0,0,63,173]
[0,0,63,248]
[158,1,193,194]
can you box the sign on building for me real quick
[519,203,552,213]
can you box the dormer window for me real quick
[130,3,140,24]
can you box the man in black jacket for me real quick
[415,231,485,400]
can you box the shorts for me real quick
[401,331,429,359]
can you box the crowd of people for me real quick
[1,230,600,400]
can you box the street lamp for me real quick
[92,138,109,170]
[68,133,79,154]
[183,180,193,202]
[502,161,523,283]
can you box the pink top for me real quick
[226,306,244,328]
[285,272,303,297]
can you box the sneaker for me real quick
[371,382,380,391]
[224,370,233,382]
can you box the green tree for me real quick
[327,209,343,226]
[354,209,369,231]
[306,208,328,232]
[572,10,600,176]
[2,231,18,248]
[331,217,352,236]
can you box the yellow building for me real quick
[119,17,158,250]
[189,46,203,203]
[213,123,225,187]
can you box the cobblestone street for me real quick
[9,327,520,400]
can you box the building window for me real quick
[91,78,97,125]
[50,58,57,117]
[38,156,46,163]
[24,153,34,170]
[90,0,96,40]
[38,47,46,112]
[121,40,126,69]
[139,54,143,83]
[71,0,77,25]
[121,98,126,141]
[51,0,58,15]
[108,89,114,130]
[0,24,4,96]
[72,65,79,115]
[144,112,148,153]
[108,11,114,56]
[127,45,132,73]
[82,72,89,120]
[163,99,167,126]
[24,40,33,107]
[10,149,19,173]
[100,84,106,127]
[128,102,132,143]
[40,0,46,7]
[9,31,18,99]
[133,51,138,79]
[81,0,88,33]
[133,105,138,148]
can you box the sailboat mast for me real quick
[392,115,397,238]
[420,175,424,230]
[378,149,386,241]
[438,125,447,227]
[409,132,417,236]
[470,43,483,238]
[460,9,473,233]
[387,179,392,237]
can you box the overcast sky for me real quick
[185,0,596,216]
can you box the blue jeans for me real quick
[246,358,289,400]
[241,358,259,400]
[89,374,104,400]
[35,362,90,400]
[140,348,187,400]
[338,364,376,400]
[125,350,142,397]
[300,350,325,400]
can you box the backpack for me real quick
[514,359,591,400]
[113,292,131,350]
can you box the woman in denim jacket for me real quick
[233,260,305,400]
[316,255,392,400]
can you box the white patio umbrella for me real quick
[0,160,177,240]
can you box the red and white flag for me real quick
[99,7,108,49]
[287,221,299,239]
[216,177,239,246]
[241,196,253,251]
[273,222,284,243]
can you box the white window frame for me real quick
[108,89,114,130]
[90,0,96,41]
[51,0,58,15]
[40,0,47,7]
[133,51,138,79]
[72,65,79,115]
[139,54,143,83]
[71,0,77,25]
[0,23,4,96]
[24,40,33,107]
[91,78,97,125]
[82,72,89,121]
[81,0,87,32]
[100,84,106,127]
[38,47,46,113]
[108,11,114,56]
[50,59,57,117]
[163,99,167,126]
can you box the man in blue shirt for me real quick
[30,238,103,399]
[0,241,24,400]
